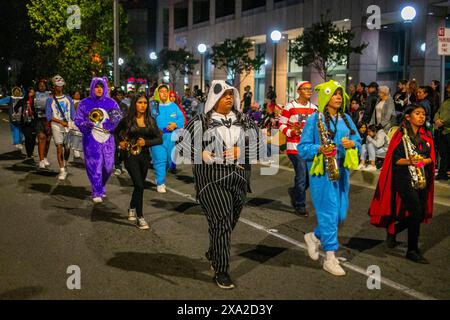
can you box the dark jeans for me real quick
[438,133,450,178]
[124,152,150,218]
[287,153,309,209]
[394,179,428,252]
[21,122,36,158]
[114,137,125,170]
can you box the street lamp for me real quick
[270,30,282,97]
[149,52,158,61]
[198,43,207,93]
[7,66,11,86]
[113,0,120,87]
[118,58,124,66]
[401,6,416,80]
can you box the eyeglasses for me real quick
[299,88,313,91]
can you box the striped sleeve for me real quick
[278,103,293,137]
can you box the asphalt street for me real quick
[0,110,449,300]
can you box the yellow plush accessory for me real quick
[309,154,324,176]
[314,80,349,113]
[343,148,359,170]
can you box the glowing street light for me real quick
[149,52,158,60]
[118,58,124,66]
[401,6,416,79]
[198,43,207,92]
[270,30,282,97]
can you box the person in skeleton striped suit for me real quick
[177,80,260,290]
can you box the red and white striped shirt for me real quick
[278,100,317,155]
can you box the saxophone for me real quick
[402,127,427,190]
[317,113,340,181]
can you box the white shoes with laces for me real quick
[323,252,346,276]
[157,184,167,193]
[304,232,321,261]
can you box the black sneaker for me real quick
[294,207,309,217]
[406,250,429,264]
[214,272,235,290]
[386,233,400,249]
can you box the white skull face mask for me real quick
[204,80,241,114]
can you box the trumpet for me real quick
[121,135,142,156]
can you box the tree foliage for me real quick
[27,0,131,91]
[289,14,368,81]
[157,48,198,89]
[210,36,264,86]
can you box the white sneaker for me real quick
[137,217,150,230]
[114,169,122,176]
[15,144,23,150]
[43,158,50,167]
[128,208,137,221]
[157,184,167,193]
[38,160,46,169]
[323,252,346,276]
[364,165,377,172]
[58,169,68,180]
[92,197,103,203]
[304,232,321,261]
[358,163,366,170]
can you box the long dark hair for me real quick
[124,93,159,134]
[324,88,355,139]
[401,104,429,148]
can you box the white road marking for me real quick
[164,183,438,301]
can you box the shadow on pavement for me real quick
[106,252,212,284]
[175,174,195,184]
[149,198,202,215]
[246,197,294,214]
[91,205,134,227]
[0,286,44,300]
[0,150,26,161]
[232,242,319,278]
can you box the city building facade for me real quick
[167,0,450,105]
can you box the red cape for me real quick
[170,90,187,126]
[368,127,435,229]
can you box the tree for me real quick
[27,0,132,91]
[157,48,198,90]
[210,36,265,86]
[122,55,159,86]
[289,14,368,81]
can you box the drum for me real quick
[66,129,83,152]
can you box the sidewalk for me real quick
[275,153,450,207]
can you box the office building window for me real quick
[242,0,266,11]
[174,0,188,29]
[216,0,235,18]
[193,0,209,24]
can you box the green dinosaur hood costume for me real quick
[314,80,349,113]
[153,84,171,104]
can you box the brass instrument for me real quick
[89,108,109,134]
[89,108,104,124]
[402,127,427,190]
[317,113,340,181]
[121,135,142,156]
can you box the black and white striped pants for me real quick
[194,164,249,273]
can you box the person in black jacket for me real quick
[363,82,379,124]
[116,93,163,230]
[15,88,37,161]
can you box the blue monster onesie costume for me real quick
[75,77,122,199]
[151,84,185,187]
[298,80,361,253]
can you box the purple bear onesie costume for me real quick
[75,77,122,199]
